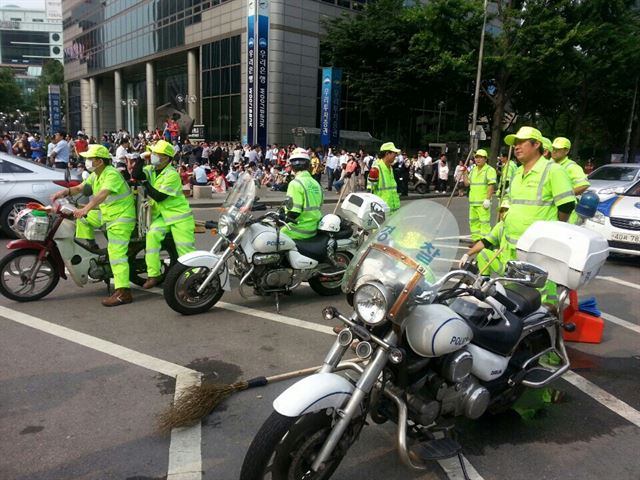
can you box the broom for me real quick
[158,359,364,432]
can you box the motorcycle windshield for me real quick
[342,200,460,319]
[222,173,256,224]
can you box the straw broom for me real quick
[158,359,364,432]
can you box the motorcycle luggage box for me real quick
[516,221,609,290]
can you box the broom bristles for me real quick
[158,380,249,432]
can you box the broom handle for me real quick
[477,246,504,276]
[246,358,366,388]
[332,180,348,215]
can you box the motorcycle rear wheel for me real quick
[0,249,59,302]
[240,410,352,480]
[163,263,224,315]
[308,251,353,296]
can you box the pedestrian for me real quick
[49,131,70,169]
[367,142,401,214]
[310,150,323,184]
[192,162,208,186]
[454,160,466,197]
[463,149,497,241]
[436,154,449,193]
[324,148,339,191]
[584,158,595,175]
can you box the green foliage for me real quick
[0,68,23,112]
[35,60,65,106]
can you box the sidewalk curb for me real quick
[190,192,452,209]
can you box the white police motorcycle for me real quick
[240,198,608,480]
[163,173,388,314]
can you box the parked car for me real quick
[583,179,640,256]
[586,163,640,199]
[0,153,80,238]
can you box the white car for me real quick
[0,153,81,238]
[583,180,640,256]
[586,164,640,200]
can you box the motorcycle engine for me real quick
[260,268,294,288]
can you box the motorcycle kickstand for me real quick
[457,452,471,480]
[274,292,280,313]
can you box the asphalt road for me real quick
[0,196,638,480]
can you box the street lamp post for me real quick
[436,101,445,142]
[121,99,138,135]
[469,0,489,156]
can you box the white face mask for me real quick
[150,153,162,166]
[85,159,95,172]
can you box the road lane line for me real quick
[0,305,202,480]
[0,305,193,377]
[562,371,640,428]
[597,276,640,291]
[601,312,640,334]
[136,284,335,336]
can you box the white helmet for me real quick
[318,213,341,233]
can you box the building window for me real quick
[201,35,241,141]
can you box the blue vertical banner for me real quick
[256,0,269,149]
[48,85,62,134]
[319,67,342,146]
[330,68,342,146]
[320,67,332,146]
[246,0,255,146]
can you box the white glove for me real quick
[458,254,469,269]
[482,199,491,209]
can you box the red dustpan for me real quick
[562,291,604,344]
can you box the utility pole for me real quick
[469,0,488,156]
[624,76,638,163]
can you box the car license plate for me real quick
[611,232,640,243]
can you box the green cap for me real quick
[542,137,553,152]
[552,137,571,150]
[504,126,544,146]
[150,139,176,157]
[80,144,111,159]
[475,149,488,158]
[380,142,401,153]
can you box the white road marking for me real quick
[597,275,640,291]
[438,456,485,480]
[601,312,640,334]
[136,284,335,336]
[0,305,202,480]
[562,371,640,428]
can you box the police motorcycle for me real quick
[0,167,178,302]
[240,198,609,480]
[162,173,388,315]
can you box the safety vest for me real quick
[468,164,497,204]
[477,221,506,275]
[282,170,323,240]
[84,165,135,223]
[144,165,193,225]
[503,157,575,247]
[557,157,590,190]
[368,160,400,212]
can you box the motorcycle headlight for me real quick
[218,214,237,237]
[591,211,606,225]
[354,282,392,326]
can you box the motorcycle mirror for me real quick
[283,197,293,210]
[505,261,548,289]
[575,191,599,219]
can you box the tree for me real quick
[0,68,23,112]
[34,59,65,107]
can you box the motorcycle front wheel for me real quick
[308,251,353,296]
[0,249,59,302]
[240,409,356,480]
[163,263,224,315]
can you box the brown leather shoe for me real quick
[142,276,162,289]
[102,288,133,307]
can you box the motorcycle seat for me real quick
[294,233,330,262]
[503,282,541,317]
[468,312,523,356]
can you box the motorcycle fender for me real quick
[273,373,354,418]
[5,240,67,280]
[177,250,230,291]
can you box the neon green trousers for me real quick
[76,210,135,289]
[469,205,491,241]
[145,215,196,277]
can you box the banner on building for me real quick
[256,0,269,149]
[247,0,256,146]
[319,67,342,146]
[48,85,62,134]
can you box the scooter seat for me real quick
[503,282,541,317]
[294,234,330,262]
[468,311,523,356]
